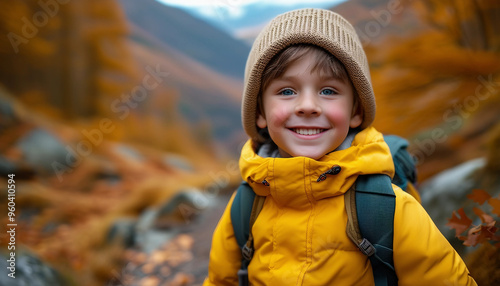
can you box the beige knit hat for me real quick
[242,8,375,143]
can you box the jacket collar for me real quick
[239,127,395,207]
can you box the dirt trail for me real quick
[108,192,233,286]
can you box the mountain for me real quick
[184,2,348,35]
[121,0,250,79]
[331,0,424,45]
[230,0,421,49]
[120,0,248,149]
[221,2,350,44]
[126,23,245,148]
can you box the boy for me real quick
[204,8,476,286]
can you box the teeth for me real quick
[293,128,323,135]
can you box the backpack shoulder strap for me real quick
[230,181,266,285]
[345,174,398,286]
[231,181,256,249]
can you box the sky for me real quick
[156,0,348,35]
[156,0,346,13]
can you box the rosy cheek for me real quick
[267,106,289,130]
[324,108,350,125]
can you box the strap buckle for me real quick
[358,238,376,257]
[242,244,254,261]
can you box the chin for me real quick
[308,154,325,160]
[291,150,325,160]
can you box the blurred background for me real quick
[0,0,499,285]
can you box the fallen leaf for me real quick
[467,189,491,205]
[139,276,160,286]
[463,225,482,247]
[447,208,472,237]
[489,197,500,217]
[135,252,148,264]
[125,249,136,261]
[463,225,500,247]
[141,263,155,274]
[160,265,171,277]
[473,207,495,224]
[149,250,166,264]
[170,273,194,286]
[176,234,194,250]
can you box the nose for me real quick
[295,93,321,116]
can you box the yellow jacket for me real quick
[204,127,476,286]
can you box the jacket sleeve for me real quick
[203,191,242,286]
[393,187,477,286]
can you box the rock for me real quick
[134,189,213,253]
[155,189,213,227]
[15,128,67,175]
[163,154,193,172]
[0,156,37,180]
[135,207,178,254]
[0,249,64,286]
[420,158,487,254]
[0,156,17,175]
[107,218,137,248]
[114,144,144,161]
[0,87,19,126]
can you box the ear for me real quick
[256,95,267,129]
[349,100,363,128]
[256,112,267,129]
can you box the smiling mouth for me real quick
[290,128,327,135]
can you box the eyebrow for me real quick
[275,74,346,83]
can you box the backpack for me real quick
[230,135,419,286]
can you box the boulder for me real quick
[107,218,137,248]
[163,154,194,172]
[0,249,64,286]
[134,188,212,253]
[419,158,493,254]
[16,128,67,175]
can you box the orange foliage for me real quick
[407,0,500,51]
[447,190,500,247]
[367,0,500,180]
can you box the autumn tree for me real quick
[0,0,139,118]
[407,0,500,51]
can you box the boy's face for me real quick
[257,52,362,160]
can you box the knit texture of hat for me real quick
[242,8,375,143]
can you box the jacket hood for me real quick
[239,126,395,207]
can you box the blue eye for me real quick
[320,89,336,95]
[278,89,295,96]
